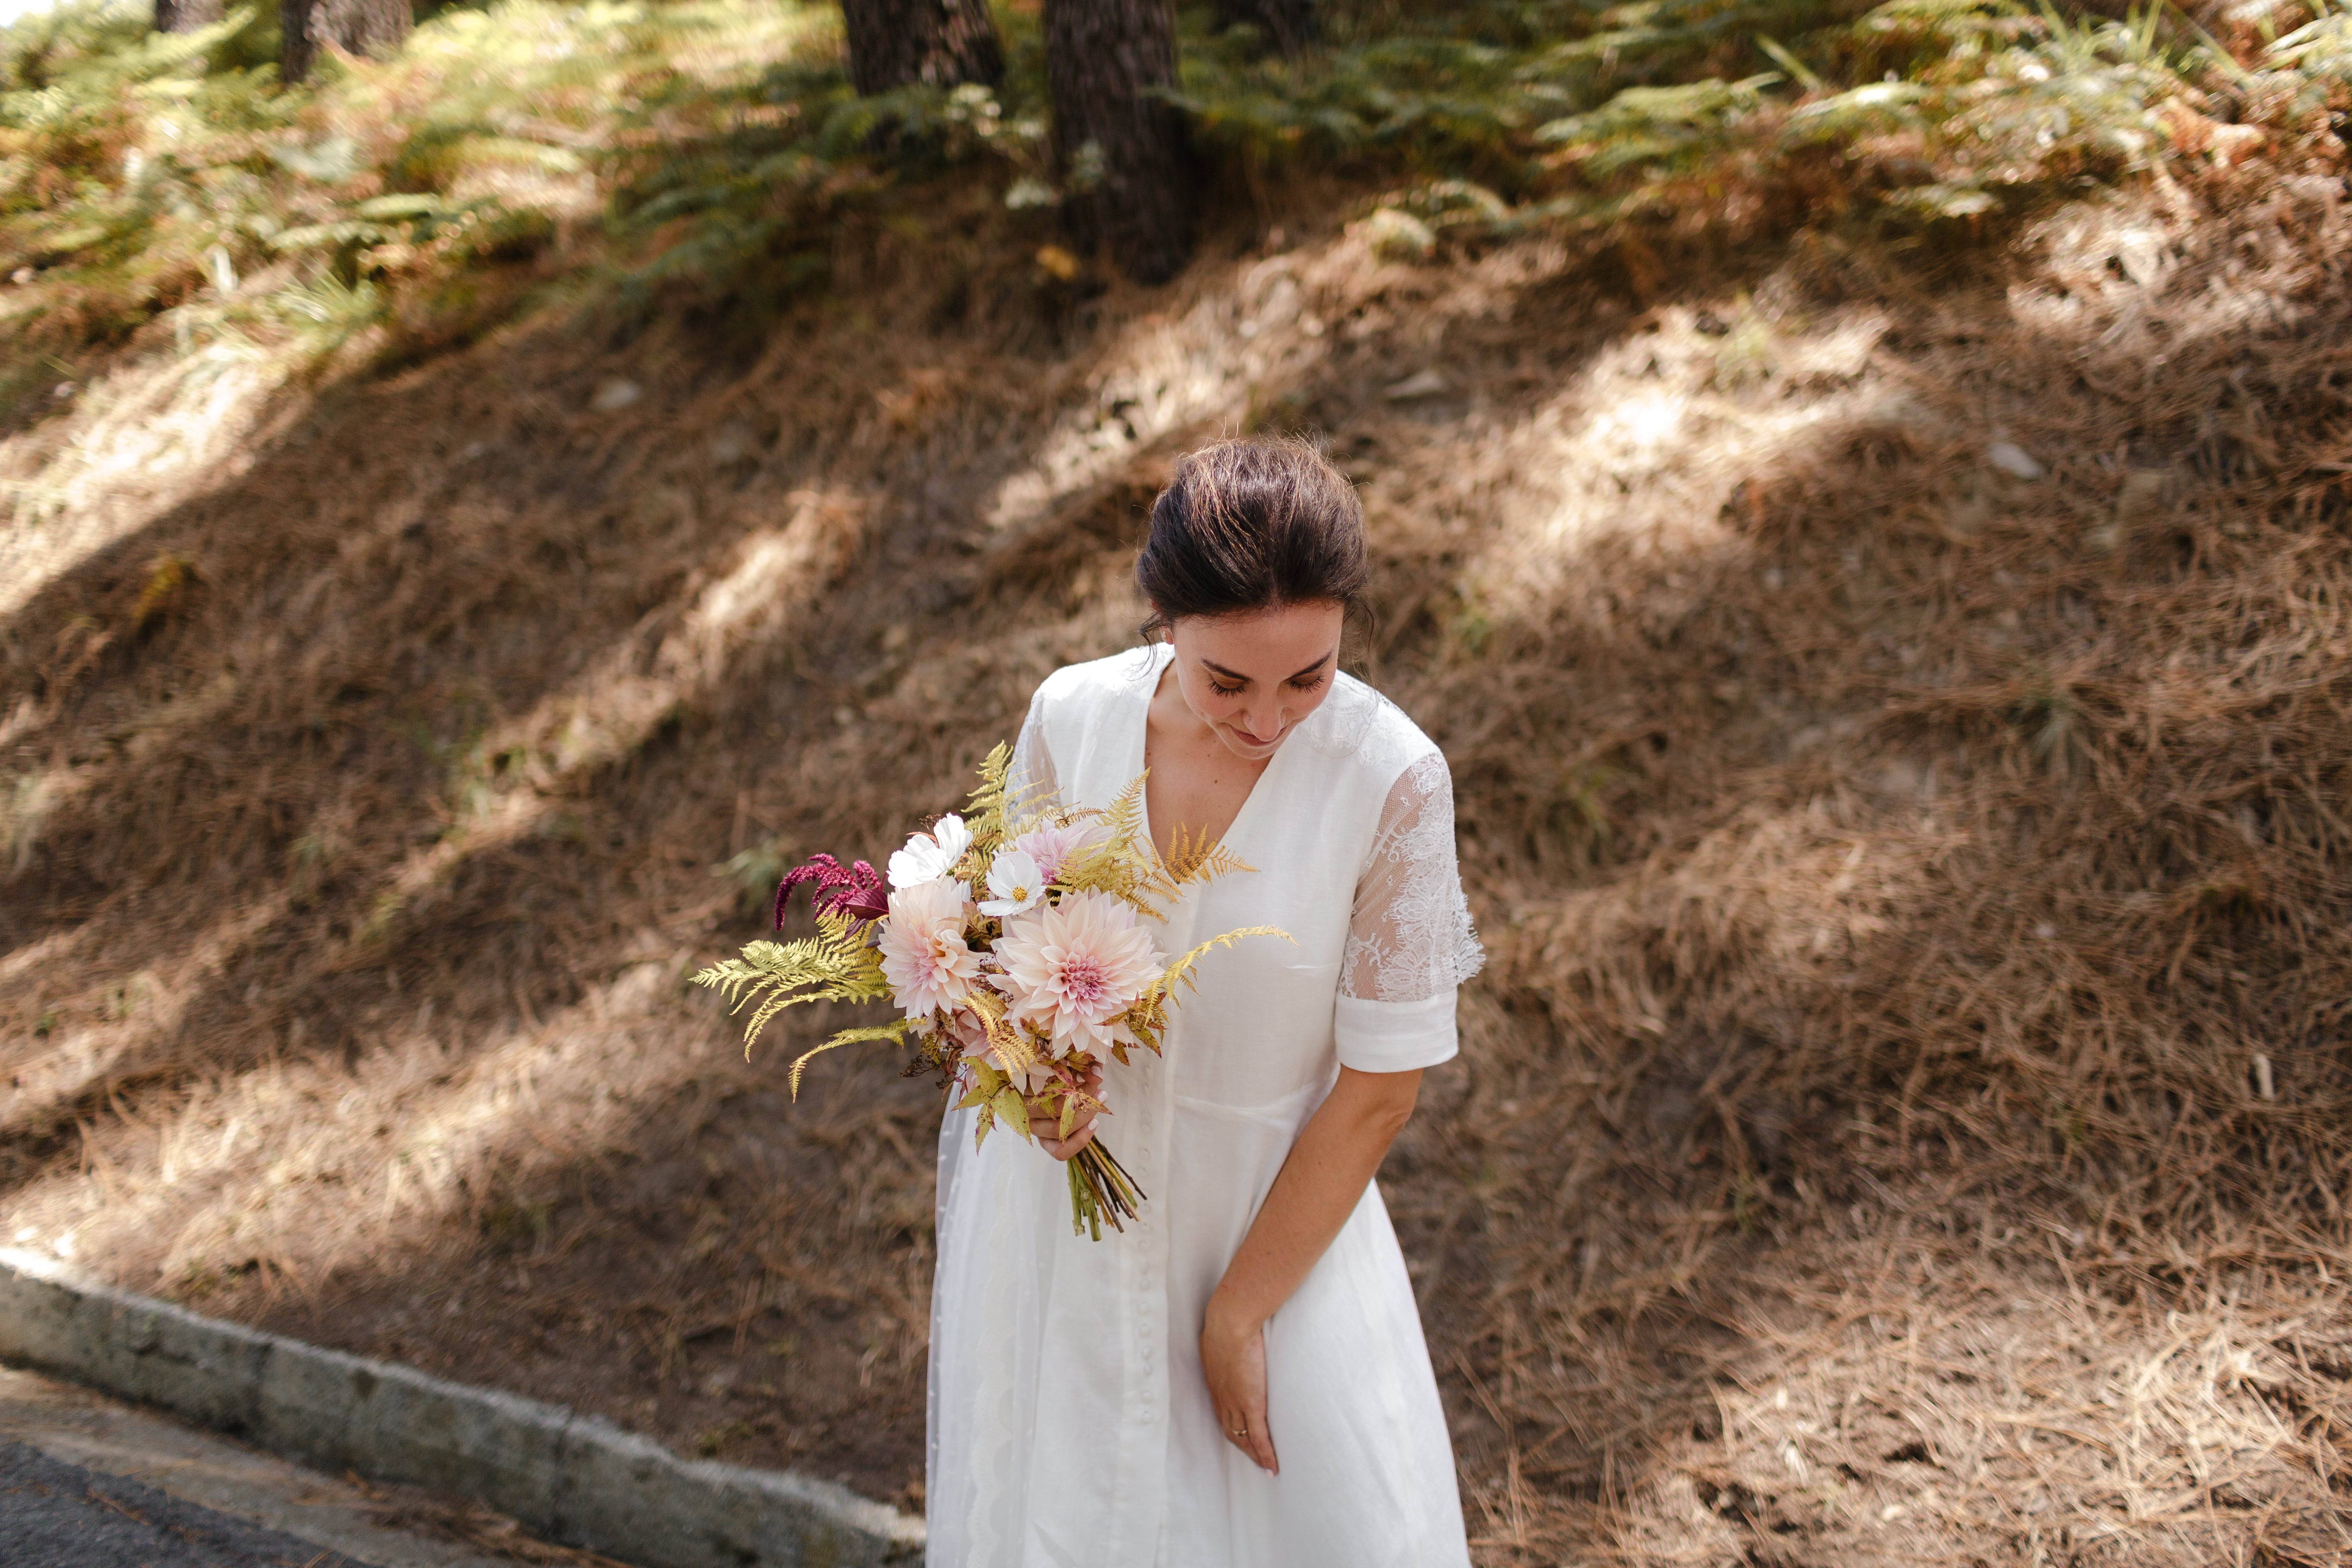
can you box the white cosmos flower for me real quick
[888,813,973,890]
[878,877,982,1018]
[978,848,1046,919]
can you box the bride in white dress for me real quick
[927,439,1482,1568]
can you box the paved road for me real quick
[0,1363,526,1568]
[1,1437,379,1567]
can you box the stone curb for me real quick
[0,1249,925,1568]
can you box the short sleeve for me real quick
[1011,685,1058,804]
[1334,752,1483,1073]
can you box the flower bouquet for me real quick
[691,744,1281,1238]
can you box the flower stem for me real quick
[1065,1137,1148,1238]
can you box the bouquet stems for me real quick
[1066,1138,1147,1240]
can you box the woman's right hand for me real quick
[1032,1065,1102,1161]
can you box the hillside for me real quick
[7,0,2352,1561]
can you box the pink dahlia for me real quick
[1012,820,1106,885]
[879,878,983,1018]
[994,891,1160,1056]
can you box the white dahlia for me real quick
[994,891,1160,1056]
[879,876,982,1018]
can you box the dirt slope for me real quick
[5,167,2352,1562]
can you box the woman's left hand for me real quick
[1201,1301,1277,1474]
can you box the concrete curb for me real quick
[0,1249,924,1568]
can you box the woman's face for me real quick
[1161,599,1346,762]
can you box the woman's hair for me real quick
[1136,437,1368,635]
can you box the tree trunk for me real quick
[840,0,1004,94]
[1042,0,1195,285]
[281,0,410,84]
[154,0,225,34]
[1213,0,1316,55]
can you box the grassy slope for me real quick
[6,1,2352,1561]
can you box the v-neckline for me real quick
[1133,640,1290,869]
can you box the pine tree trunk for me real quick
[281,0,410,83]
[1213,0,1316,54]
[154,0,224,34]
[840,0,1004,94]
[1042,0,1195,285]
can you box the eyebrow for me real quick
[1200,650,1335,685]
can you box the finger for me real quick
[1247,1409,1277,1474]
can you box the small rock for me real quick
[9,267,32,285]
[2115,468,2168,519]
[707,422,755,465]
[1363,208,1435,264]
[1384,368,1448,401]
[1987,439,2044,480]
[593,378,642,412]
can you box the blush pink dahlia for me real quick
[879,878,982,1018]
[1010,820,1105,885]
[994,890,1160,1055]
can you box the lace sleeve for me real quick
[1334,753,1483,1072]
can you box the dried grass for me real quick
[4,140,2352,1561]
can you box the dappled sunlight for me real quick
[0,341,296,618]
[984,226,1437,531]
[0,889,290,1137]
[1604,1216,2352,1564]
[379,486,869,910]
[0,931,706,1293]
[1465,297,1894,612]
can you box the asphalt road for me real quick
[0,1437,381,1567]
[0,1363,526,1568]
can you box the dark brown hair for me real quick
[1136,437,1368,635]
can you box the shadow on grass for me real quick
[4,171,2347,1562]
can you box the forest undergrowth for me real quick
[5,0,2352,1564]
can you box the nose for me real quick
[1240,697,1282,744]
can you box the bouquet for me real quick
[692,744,1281,1239]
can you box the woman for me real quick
[928,439,1481,1568]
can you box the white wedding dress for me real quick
[927,642,1482,1568]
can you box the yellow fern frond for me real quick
[963,741,1016,852]
[1116,924,1290,1056]
[786,1020,914,1098]
[1161,825,1258,888]
[689,909,888,1056]
[963,987,1038,1081]
[1150,924,1291,1008]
